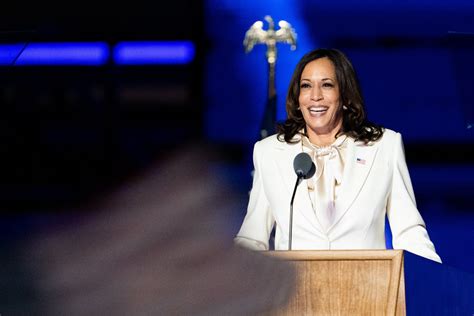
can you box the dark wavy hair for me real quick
[277,48,384,144]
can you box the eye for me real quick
[322,82,334,88]
[300,82,311,89]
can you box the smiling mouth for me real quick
[308,106,328,114]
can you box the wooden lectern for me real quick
[266,250,406,315]
[265,250,474,315]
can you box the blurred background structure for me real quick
[0,0,473,279]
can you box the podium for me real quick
[266,250,474,315]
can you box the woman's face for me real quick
[298,57,343,141]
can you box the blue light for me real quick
[113,41,195,65]
[0,42,110,66]
[0,44,27,65]
[0,41,194,66]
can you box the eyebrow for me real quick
[300,77,334,82]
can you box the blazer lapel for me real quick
[328,138,379,232]
[273,141,299,197]
[273,140,325,235]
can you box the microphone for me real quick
[293,152,316,179]
[289,153,316,250]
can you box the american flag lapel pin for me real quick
[356,157,366,165]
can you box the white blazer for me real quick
[235,129,441,263]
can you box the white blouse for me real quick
[301,135,348,231]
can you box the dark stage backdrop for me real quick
[0,1,204,213]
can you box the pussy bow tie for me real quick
[308,135,347,187]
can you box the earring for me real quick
[342,105,348,110]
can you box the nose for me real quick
[310,86,323,101]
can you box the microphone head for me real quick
[293,152,316,179]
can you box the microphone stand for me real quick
[289,174,303,250]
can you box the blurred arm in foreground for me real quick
[1,145,294,315]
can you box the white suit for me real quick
[235,129,441,263]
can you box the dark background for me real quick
[0,1,204,212]
[1,0,473,274]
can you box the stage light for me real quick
[0,44,27,65]
[0,42,109,66]
[0,41,194,66]
[113,41,195,65]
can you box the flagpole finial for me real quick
[243,16,297,99]
[243,16,297,138]
[243,15,297,61]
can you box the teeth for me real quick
[309,107,327,113]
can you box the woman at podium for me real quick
[234,48,441,263]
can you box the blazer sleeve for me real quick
[234,141,275,250]
[386,132,442,263]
